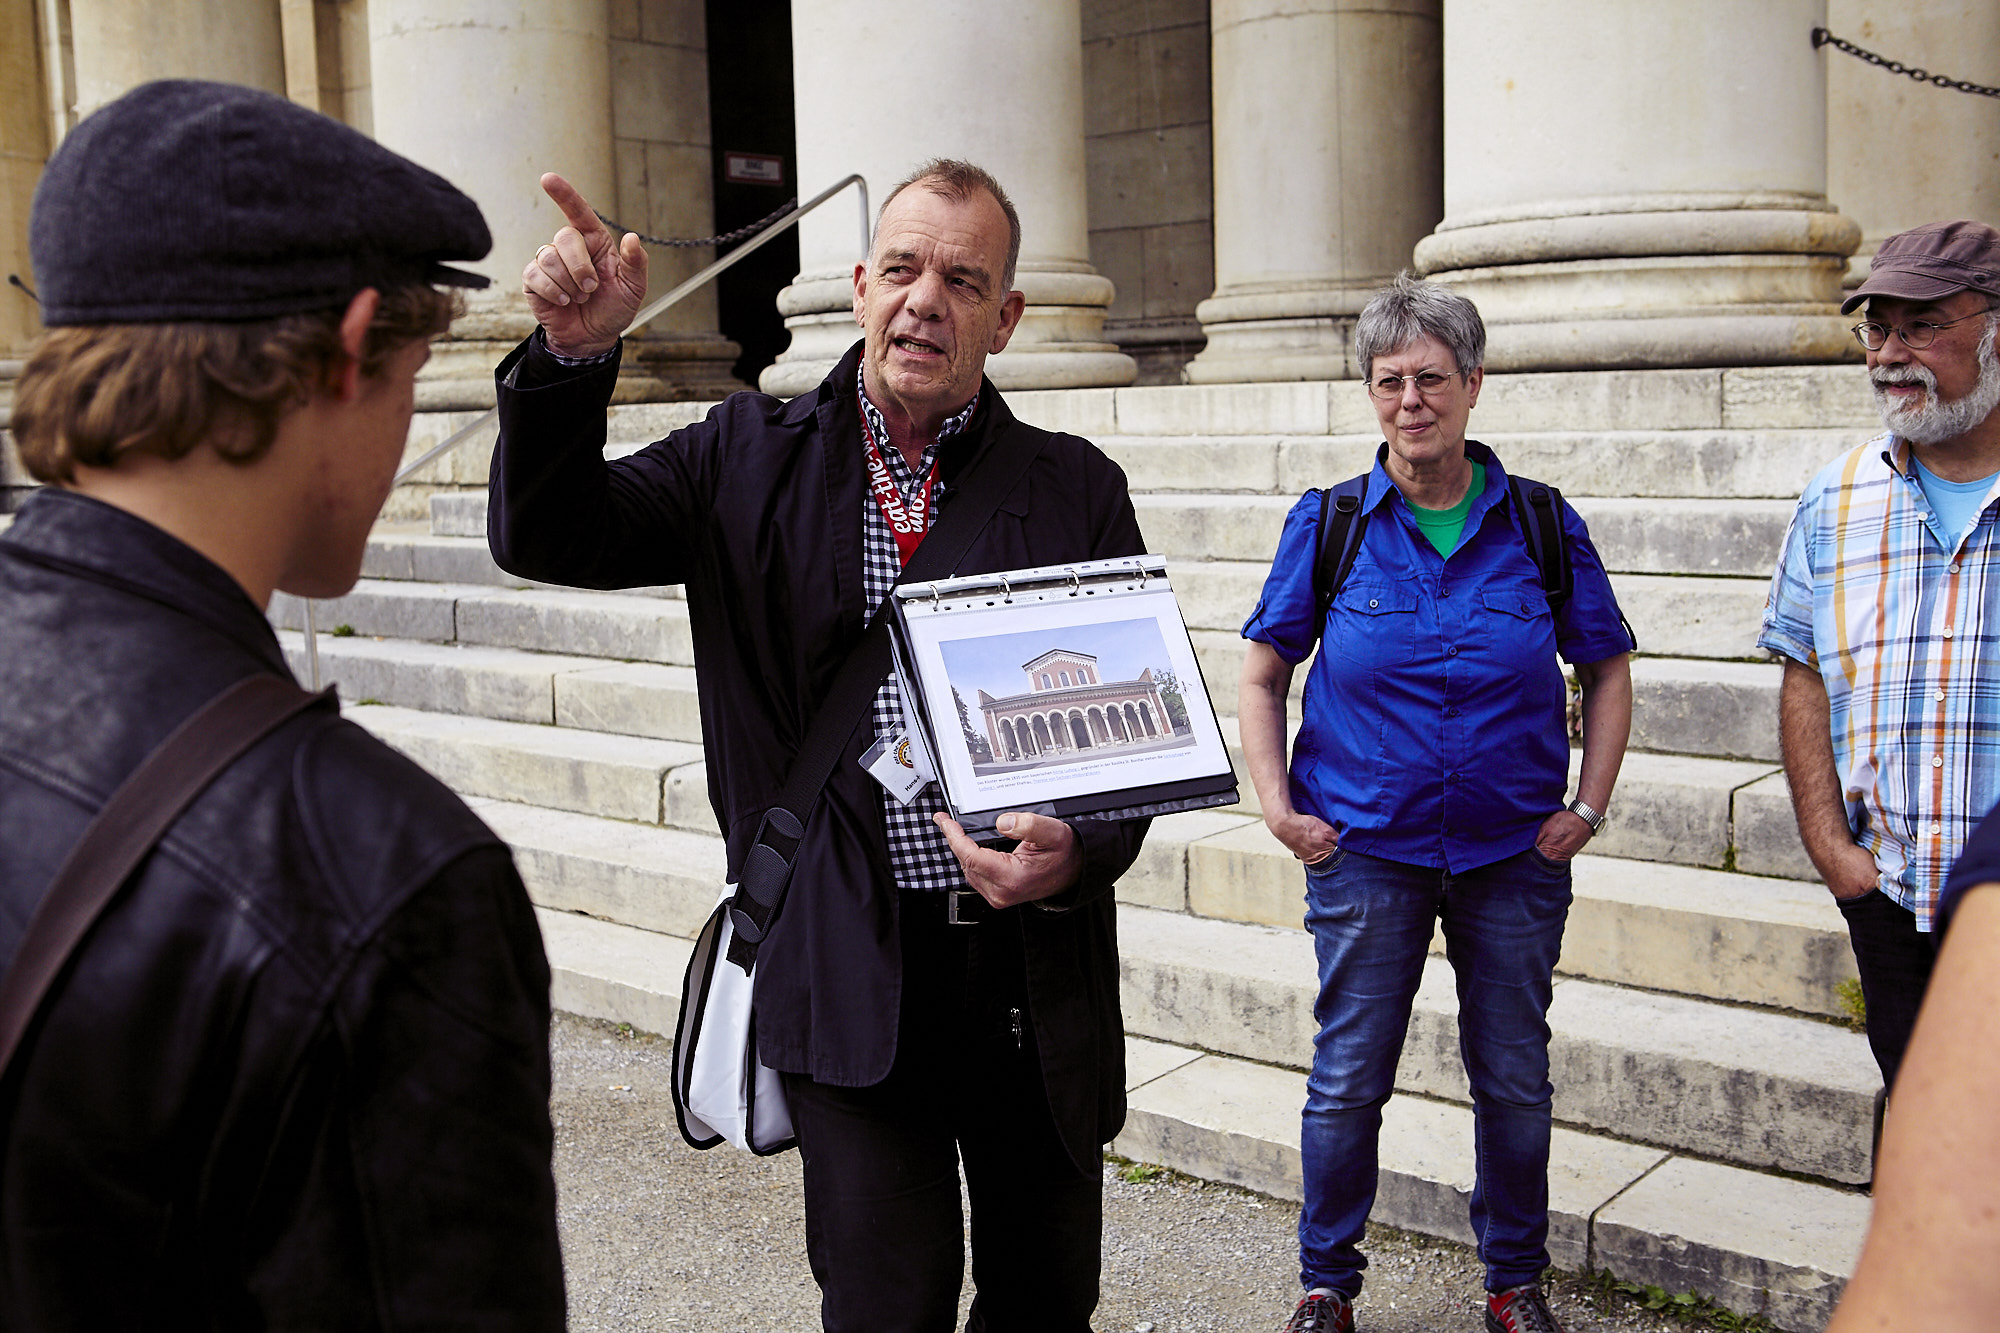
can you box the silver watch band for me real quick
[1565,797,1606,833]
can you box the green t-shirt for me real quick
[1406,461,1486,556]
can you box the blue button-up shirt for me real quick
[1243,442,1631,872]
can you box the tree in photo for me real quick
[1151,668,1192,734]
[954,687,993,762]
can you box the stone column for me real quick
[370,0,621,406]
[1826,0,2000,286]
[1412,0,1861,372]
[1188,0,1442,384]
[2,0,49,362]
[762,0,1134,397]
[68,0,287,118]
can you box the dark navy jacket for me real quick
[0,491,563,1329]
[488,336,1149,1170]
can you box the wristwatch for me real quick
[1565,797,1607,834]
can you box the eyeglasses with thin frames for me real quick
[1851,306,1997,352]
[1367,369,1463,401]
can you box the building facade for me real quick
[977,651,1174,764]
[3,1,1999,405]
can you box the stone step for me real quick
[1212,733,1777,872]
[361,526,684,599]
[1117,905,1878,1185]
[1100,428,1866,501]
[286,578,691,664]
[490,801,726,939]
[1007,364,1877,439]
[1114,1045,1865,1333]
[1734,771,1817,882]
[1135,493,1794,578]
[350,706,703,826]
[1629,657,1780,761]
[533,904,691,1042]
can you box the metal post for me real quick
[302,598,322,692]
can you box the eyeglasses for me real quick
[1366,369,1462,401]
[1851,307,1996,351]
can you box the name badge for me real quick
[861,728,936,805]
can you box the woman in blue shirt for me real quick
[1240,276,1633,1333]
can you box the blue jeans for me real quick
[1297,845,1572,1298]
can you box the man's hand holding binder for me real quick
[933,811,1082,908]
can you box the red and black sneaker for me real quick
[1486,1283,1566,1333]
[1281,1288,1354,1333]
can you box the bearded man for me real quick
[1760,220,2000,1094]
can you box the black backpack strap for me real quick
[1507,474,1573,616]
[1311,474,1372,643]
[0,674,331,1083]
[724,419,1055,972]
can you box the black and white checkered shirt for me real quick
[858,369,980,892]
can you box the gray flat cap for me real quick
[30,79,490,326]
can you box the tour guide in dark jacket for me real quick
[491,164,1150,1328]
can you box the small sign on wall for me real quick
[724,152,785,186]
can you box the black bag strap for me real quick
[1310,474,1371,644]
[724,417,1054,971]
[0,674,330,1082]
[1507,474,1573,617]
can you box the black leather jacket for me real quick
[490,337,1149,1171]
[0,491,564,1330]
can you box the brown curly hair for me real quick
[11,285,458,485]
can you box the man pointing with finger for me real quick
[488,161,1151,1330]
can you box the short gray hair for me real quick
[878,158,1022,289]
[1354,273,1487,379]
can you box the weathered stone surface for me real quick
[269,580,472,643]
[1117,380,1332,437]
[1115,1049,1666,1277]
[1119,905,1316,1064]
[1594,1157,1868,1332]
[349,704,702,825]
[1628,658,1781,761]
[1577,750,1778,868]
[1722,366,1880,431]
[663,759,719,835]
[1096,436,1283,494]
[1733,772,1819,882]
[457,588,695,664]
[1118,808,1259,912]
[1563,856,1856,1018]
[603,398,718,447]
[280,632,598,724]
[1001,386,1119,438]
[536,906,691,1039]
[1132,493,1294,562]
[1124,1034,1204,1091]
[1611,574,1769,661]
[555,661,704,743]
[1445,369,1727,434]
[364,530,530,588]
[1569,498,1794,577]
[487,800,723,939]
[429,489,488,538]
[1169,559,1271,632]
[1186,819,1302,929]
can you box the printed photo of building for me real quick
[974,648,1187,772]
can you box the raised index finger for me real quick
[540,172,607,242]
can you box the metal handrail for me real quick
[300,172,873,686]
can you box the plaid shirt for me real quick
[858,369,980,891]
[1759,434,2000,929]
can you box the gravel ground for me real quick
[553,1014,1697,1332]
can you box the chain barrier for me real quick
[1813,27,2000,99]
[595,197,800,249]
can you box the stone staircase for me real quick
[253,364,1889,1331]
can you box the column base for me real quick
[1106,318,1206,387]
[1187,283,1378,383]
[1412,201,1864,372]
[414,292,746,409]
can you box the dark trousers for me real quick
[1838,888,1940,1092]
[780,891,1101,1333]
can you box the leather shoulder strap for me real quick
[1311,473,1372,643]
[724,419,1053,967]
[0,674,331,1081]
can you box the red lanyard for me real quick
[860,400,937,567]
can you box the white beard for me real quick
[1872,318,2000,446]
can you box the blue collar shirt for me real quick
[1243,441,1631,872]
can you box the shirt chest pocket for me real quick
[1331,582,1420,665]
[1474,585,1557,680]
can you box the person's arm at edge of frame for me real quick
[1240,639,1338,864]
[1826,884,2000,1332]
[487,172,705,591]
[1777,655,1881,899]
[934,449,1154,910]
[1534,652,1631,861]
